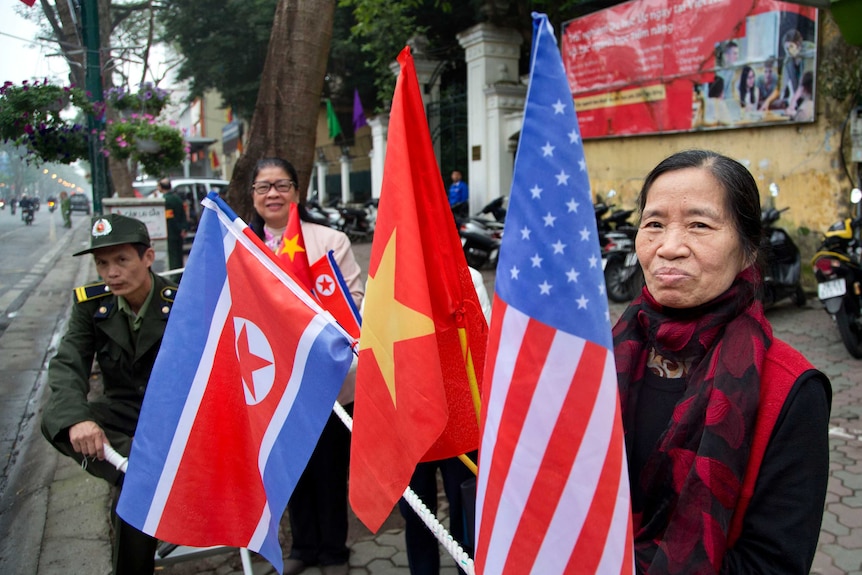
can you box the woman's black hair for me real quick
[738,65,755,104]
[637,149,763,268]
[248,157,321,239]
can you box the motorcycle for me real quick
[22,206,34,225]
[596,191,642,302]
[761,183,806,308]
[454,198,506,270]
[306,192,343,230]
[811,187,862,358]
[47,198,57,213]
[0,198,5,210]
[602,231,642,302]
[338,198,378,243]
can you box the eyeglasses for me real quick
[252,179,296,195]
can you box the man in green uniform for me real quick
[59,190,71,228]
[160,178,188,272]
[41,214,178,575]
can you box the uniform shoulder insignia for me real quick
[160,286,177,303]
[74,282,111,303]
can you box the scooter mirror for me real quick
[851,188,862,205]
[769,182,779,197]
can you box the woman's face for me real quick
[636,167,750,309]
[785,41,801,58]
[252,165,299,227]
[746,70,755,87]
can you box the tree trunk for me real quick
[226,0,336,221]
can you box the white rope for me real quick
[331,401,476,575]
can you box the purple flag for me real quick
[353,89,368,132]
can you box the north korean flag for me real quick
[117,193,354,574]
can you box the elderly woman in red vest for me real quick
[613,149,830,574]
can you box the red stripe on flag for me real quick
[474,313,557,569]
[566,397,625,572]
[501,342,607,573]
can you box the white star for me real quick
[579,157,587,171]
[577,295,589,309]
[543,212,557,227]
[569,129,581,144]
[588,255,599,268]
[530,185,543,199]
[539,281,553,295]
[566,198,579,213]
[552,99,566,114]
[555,170,570,186]
[542,141,555,157]
[567,268,580,283]
[520,226,531,240]
[510,266,520,280]
[579,227,591,241]
[531,253,543,268]
[598,283,606,295]
[552,240,566,254]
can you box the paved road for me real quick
[0,229,860,574]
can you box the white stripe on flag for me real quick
[248,314,329,550]
[595,439,635,575]
[482,327,585,574]
[144,241,237,533]
[475,304,527,540]
[532,351,618,573]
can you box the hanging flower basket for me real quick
[0,80,93,164]
[103,114,187,177]
[104,82,170,118]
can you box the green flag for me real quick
[326,99,343,140]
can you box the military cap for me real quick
[73,213,151,256]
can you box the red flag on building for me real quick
[349,46,488,533]
[19,0,37,6]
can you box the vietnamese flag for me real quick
[349,46,489,532]
[276,202,315,291]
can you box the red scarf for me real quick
[613,266,772,574]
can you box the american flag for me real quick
[474,13,633,575]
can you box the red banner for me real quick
[563,0,818,138]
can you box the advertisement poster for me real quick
[562,0,818,139]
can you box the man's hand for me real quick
[68,421,110,460]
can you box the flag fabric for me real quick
[327,98,343,140]
[310,251,362,341]
[353,88,369,132]
[275,203,362,340]
[474,13,633,575]
[117,193,354,574]
[349,46,488,533]
[277,202,316,291]
[19,0,36,6]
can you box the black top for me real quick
[629,370,831,574]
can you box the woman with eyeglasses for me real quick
[249,156,363,575]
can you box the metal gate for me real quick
[427,90,468,185]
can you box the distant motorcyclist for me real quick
[19,194,34,223]
[10,196,17,215]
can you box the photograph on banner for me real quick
[562,0,817,139]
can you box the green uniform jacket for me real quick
[42,272,178,442]
[163,191,187,235]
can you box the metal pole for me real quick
[80,0,109,214]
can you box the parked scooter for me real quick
[338,198,378,243]
[811,187,862,358]
[596,191,641,302]
[453,198,506,269]
[761,183,806,307]
[306,192,343,230]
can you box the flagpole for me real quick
[457,326,482,425]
